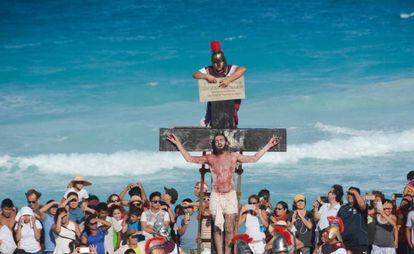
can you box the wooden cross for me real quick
[159,101,287,254]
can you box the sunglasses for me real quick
[111,199,120,203]
[89,221,98,225]
[276,208,284,210]
[151,200,161,204]
[27,200,37,204]
[249,202,258,205]
[132,202,142,206]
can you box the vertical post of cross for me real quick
[197,151,208,254]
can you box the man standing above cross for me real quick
[192,41,246,128]
[167,132,278,254]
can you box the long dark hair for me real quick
[83,214,97,235]
[211,133,229,155]
[54,207,67,223]
[276,201,289,214]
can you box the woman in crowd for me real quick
[314,185,343,246]
[239,194,268,254]
[105,205,125,254]
[372,199,398,254]
[39,200,60,254]
[271,201,290,223]
[53,207,81,254]
[288,194,313,254]
[81,214,112,254]
[14,207,42,254]
[107,194,123,208]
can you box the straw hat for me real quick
[67,176,92,188]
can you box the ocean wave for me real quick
[1,125,413,176]
[314,122,383,136]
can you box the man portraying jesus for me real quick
[167,132,278,254]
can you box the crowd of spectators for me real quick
[0,171,413,254]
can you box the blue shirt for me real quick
[82,227,107,254]
[176,213,198,250]
[69,208,84,224]
[128,220,145,242]
[42,213,56,251]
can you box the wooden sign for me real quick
[198,76,245,102]
[159,127,286,152]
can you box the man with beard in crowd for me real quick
[167,132,278,254]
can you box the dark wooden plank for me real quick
[210,100,235,129]
[159,127,286,152]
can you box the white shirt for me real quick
[317,203,341,231]
[245,213,266,241]
[64,187,89,200]
[0,225,17,254]
[141,209,170,239]
[406,210,414,243]
[103,217,123,254]
[331,248,347,254]
[140,210,170,223]
[14,220,42,253]
[198,65,238,77]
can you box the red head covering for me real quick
[210,41,221,52]
[231,234,253,244]
[327,216,344,233]
[273,226,292,245]
[145,236,167,254]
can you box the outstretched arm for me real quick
[166,133,208,164]
[219,66,247,88]
[236,135,278,163]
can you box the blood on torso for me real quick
[206,152,238,193]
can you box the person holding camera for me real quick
[313,185,343,247]
[372,199,397,254]
[337,187,368,254]
[176,198,198,254]
[238,195,268,254]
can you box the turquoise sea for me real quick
[1,0,414,208]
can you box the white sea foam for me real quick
[3,42,41,49]
[224,35,246,41]
[147,82,159,87]
[314,122,383,136]
[0,151,192,176]
[400,12,414,19]
[1,125,413,176]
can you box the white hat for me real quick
[15,206,34,221]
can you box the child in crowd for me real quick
[64,176,92,202]
[124,207,145,243]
